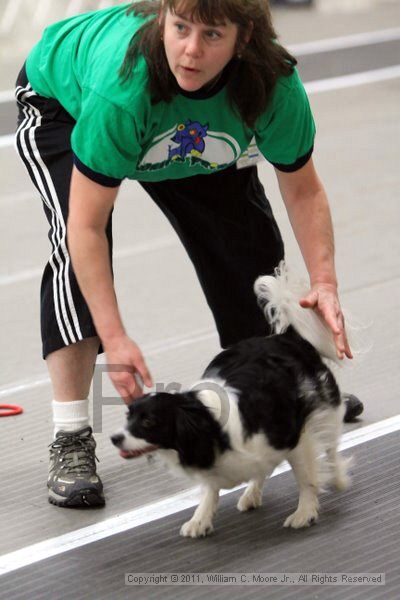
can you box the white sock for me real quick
[52,399,90,438]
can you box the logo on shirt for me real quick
[168,120,208,161]
[137,119,242,173]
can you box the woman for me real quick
[15,0,361,508]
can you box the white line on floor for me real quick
[0,327,217,398]
[304,64,400,93]
[0,90,14,103]
[0,375,50,398]
[0,414,399,576]
[0,235,178,286]
[0,265,43,285]
[0,190,38,204]
[288,27,400,56]
[0,134,15,148]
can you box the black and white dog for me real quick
[111,263,351,538]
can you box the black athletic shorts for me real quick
[15,64,284,358]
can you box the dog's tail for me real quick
[254,261,341,363]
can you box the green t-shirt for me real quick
[26,3,315,186]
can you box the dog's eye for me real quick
[141,417,155,428]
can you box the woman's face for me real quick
[162,7,239,92]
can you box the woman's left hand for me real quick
[299,283,353,360]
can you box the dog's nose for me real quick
[111,433,125,447]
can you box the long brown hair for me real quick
[119,0,297,128]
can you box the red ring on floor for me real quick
[0,404,24,417]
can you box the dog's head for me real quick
[111,391,230,468]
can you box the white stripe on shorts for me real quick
[15,83,84,347]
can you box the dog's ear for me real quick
[175,403,218,469]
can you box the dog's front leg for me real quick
[180,486,219,538]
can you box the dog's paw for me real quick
[333,472,351,491]
[332,455,353,491]
[237,489,262,512]
[180,519,214,538]
[283,507,319,529]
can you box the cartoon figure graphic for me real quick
[168,120,208,161]
[138,121,242,172]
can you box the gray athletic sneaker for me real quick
[47,426,105,507]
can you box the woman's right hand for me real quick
[104,334,153,405]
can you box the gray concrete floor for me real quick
[0,0,399,586]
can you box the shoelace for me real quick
[49,433,99,475]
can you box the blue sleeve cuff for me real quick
[270,145,314,173]
[73,154,123,188]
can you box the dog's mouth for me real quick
[119,445,159,459]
